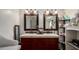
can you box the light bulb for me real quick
[25,9,30,14]
[45,10,50,15]
[54,10,58,14]
[30,9,33,13]
[33,9,37,14]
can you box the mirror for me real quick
[43,14,58,30]
[24,14,39,31]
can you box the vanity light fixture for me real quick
[30,9,37,14]
[25,9,37,15]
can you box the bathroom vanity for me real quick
[20,34,59,50]
[21,10,59,50]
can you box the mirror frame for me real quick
[43,14,58,30]
[24,14,39,31]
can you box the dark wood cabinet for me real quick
[21,37,59,50]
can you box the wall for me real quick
[0,9,20,40]
[0,9,78,40]
[19,9,65,34]
[64,9,78,18]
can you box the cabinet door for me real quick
[47,38,58,49]
[38,39,48,49]
[32,39,48,50]
[21,38,32,50]
[32,39,40,49]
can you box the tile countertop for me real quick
[20,34,59,38]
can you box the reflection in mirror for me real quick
[44,14,58,30]
[24,14,38,31]
[26,16,37,29]
[45,16,56,29]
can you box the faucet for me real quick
[37,29,43,34]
